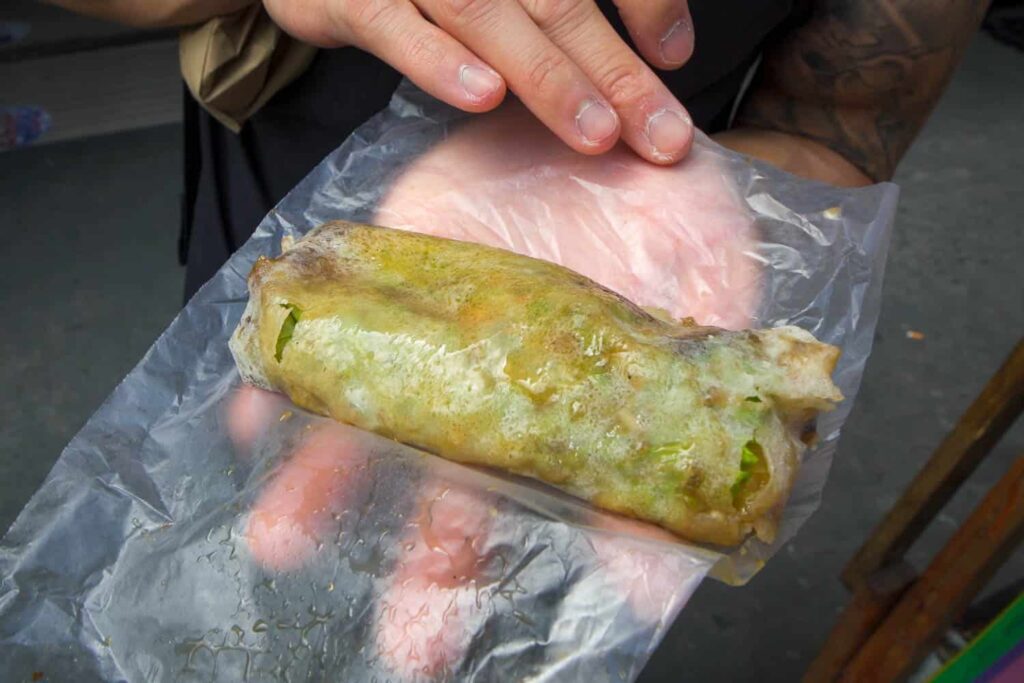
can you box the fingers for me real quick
[397,483,491,587]
[522,0,694,163]
[419,0,692,163]
[348,1,509,112]
[263,0,349,47]
[417,0,623,154]
[376,574,472,679]
[586,514,702,622]
[614,0,693,69]
[376,480,493,677]
[268,0,694,162]
[268,0,507,112]
[245,424,369,571]
[226,385,290,456]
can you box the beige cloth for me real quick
[180,5,317,133]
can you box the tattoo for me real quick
[735,0,991,181]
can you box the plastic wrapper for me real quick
[0,84,898,682]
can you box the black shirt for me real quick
[181,0,799,299]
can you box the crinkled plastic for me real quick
[0,83,898,682]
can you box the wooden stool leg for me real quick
[839,456,1024,683]
[843,340,1024,589]
[803,563,916,682]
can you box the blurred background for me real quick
[1,1,1022,681]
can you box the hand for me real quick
[262,0,696,164]
[376,100,759,329]
[232,401,703,677]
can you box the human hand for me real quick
[231,404,703,677]
[262,0,696,163]
[376,100,758,329]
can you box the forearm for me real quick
[45,0,255,28]
[713,127,872,187]
[734,0,990,182]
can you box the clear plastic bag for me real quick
[0,84,898,682]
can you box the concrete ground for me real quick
[2,31,1022,683]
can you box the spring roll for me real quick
[230,221,842,546]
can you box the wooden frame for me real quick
[805,339,1024,682]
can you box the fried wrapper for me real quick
[231,221,842,546]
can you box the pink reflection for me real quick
[225,384,289,456]
[376,481,492,678]
[377,102,757,330]
[245,423,368,572]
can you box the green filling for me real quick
[648,441,693,460]
[274,304,303,362]
[740,442,759,468]
[731,439,762,502]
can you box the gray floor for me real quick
[1,32,1022,683]
[0,127,185,528]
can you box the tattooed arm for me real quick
[714,0,991,186]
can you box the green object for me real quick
[731,440,762,499]
[931,591,1024,683]
[741,441,760,468]
[273,304,301,362]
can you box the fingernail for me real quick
[575,99,618,145]
[659,19,693,66]
[460,64,501,102]
[646,109,692,160]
